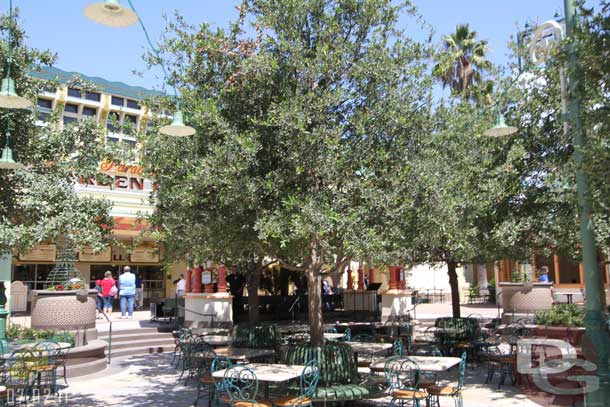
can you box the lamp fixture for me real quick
[0,131,23,170]
[83,0,138,28]
[84,0,196,137]
[0,0,32,110]
[484,111,518,137]
[159,111,196,137]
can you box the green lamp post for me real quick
[0,253,11,353]
[83,0,196,137]
[563,1,609,405]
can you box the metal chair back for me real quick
[457,351,467,390]
[223,365,260,404]
[300,359,320,399]
[392,338,403,356]
[351,333,375,343]
[342,328,351,341]
[384,356,419,391]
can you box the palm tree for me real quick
[434,24,492,100]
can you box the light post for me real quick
[562,1,609,405]
[498,2,609,404]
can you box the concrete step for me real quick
[66,357,108,378]
[106,338,176,350]
[98,331,174,343]
[109,345,174,359]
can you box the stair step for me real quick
[66,357,108,378]
[98,332,174,342]
[104,338,176,350]
[110,345,174,359]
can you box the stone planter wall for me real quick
[31,290,97,346]
[499,282,553,323]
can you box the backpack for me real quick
[109,284,118,296]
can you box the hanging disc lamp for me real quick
[84,0,138,28]
[0,76,33,110]
[484,112,518,137]
[159,111,196,137]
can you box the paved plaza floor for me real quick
[39,353,555,407]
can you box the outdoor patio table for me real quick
[212,347,276,362]
[345,341,392,355]
[370,355,461,373]
[212,362,304,399]
[323,333,344,340]
[200,335,232,346]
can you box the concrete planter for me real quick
[30,290,97,345]
[498,282,553,323]
[531,325,586,346]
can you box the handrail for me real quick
[176,303,216,328]
[100,312,112,364]
[288,295,302,323]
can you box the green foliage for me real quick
[6,324,74,345]
[535,304,585,327]
[0,10,118,253]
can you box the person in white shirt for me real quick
[175,274,186,296]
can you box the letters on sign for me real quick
[202,271,212,285]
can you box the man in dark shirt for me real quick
[226,268,245,319]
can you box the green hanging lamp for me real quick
[84,0,138,28]
[0,0,32,110]
[159,110,196,137]
[484,111,518,137]
[0,131,23,170]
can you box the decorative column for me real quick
[399,267,406,290]
[357,267,364,290]
[185,267,192,293]
[192,266,202,293]
[204,267,214,293]
[388,266,400,290]
[368,267,375,284]
[346,269,353,290]
[217,265,228,293]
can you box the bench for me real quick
[283,342,386,404]
[231,323,281,349]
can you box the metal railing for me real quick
[100,312,112,364]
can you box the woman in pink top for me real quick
[99,271,116,316]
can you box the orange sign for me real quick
[99,158,144,176]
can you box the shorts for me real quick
[103,296,113,309]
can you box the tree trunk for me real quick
[329,269,343,290]
[306,267,324,346]
[447,260,461,318]
[247,266,260,323]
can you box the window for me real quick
[126,99,140,110]
[84,91,101,102]
[37,98,52,109]
[82,106,97,117]
[64,103,78,114]
[67,88,81,98]
[124,114,137,125]
[123,139,137,149]
[107,111,120,131]
[63,116,77,125]
[111,96,124,106]
[37,112,49,122]
[107,136,119,144]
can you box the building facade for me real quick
[12,67,186,306]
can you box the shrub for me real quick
[7,324,75,345]
[535,304,584,327]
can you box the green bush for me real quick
[535,304,585,327]
[7,324,74,345]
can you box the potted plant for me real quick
[533,304,586,345]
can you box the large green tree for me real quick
[0,11,115,255]
[144,0,433,343]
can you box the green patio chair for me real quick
[193,348,217,407]
[272,360,319,407]
[384,356,427,407]
[427,352,467,407]
[223,365,270,407]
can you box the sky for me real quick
[14,0,605,93]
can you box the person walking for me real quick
[119,266,136,319]
[174,274,186,297]
[94,279,103,319]
[135,274,144,309]
[99,271,116,317]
